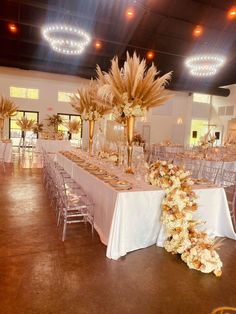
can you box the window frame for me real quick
[10,86,39,100]
[58,112,83,139]
[57,91,74,103]
[9,110,39,146]
[193,93,211,104]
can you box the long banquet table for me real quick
[56,152,236,260]
[35,139,72,153]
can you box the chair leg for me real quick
[62,218,67,241]
[57,208,61,226]
[91,223,94,237]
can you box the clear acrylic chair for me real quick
[184,162,201,179]
[200,165,220,183]
[219,170,236,230]
[56,170,94,241]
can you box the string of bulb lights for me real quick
[41,24,91,55]
[38,2,236,78]
[185,54,226,77]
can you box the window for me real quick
[58,113,82,144]
[10,87,39,99]
[193,93,211,104]
[9,111,39,146]
[58,91,74,102]
[189,119,208,146]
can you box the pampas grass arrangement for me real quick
[70,79,111,121]
[96,51,172,119]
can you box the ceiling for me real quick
[0,0,236,95]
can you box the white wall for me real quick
[210,84,236,140]
[137,86,236,146]
[1,66,235,146]
[0,66,89,136]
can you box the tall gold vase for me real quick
[89,119,95,156]
[126,116,135,174]
[0,118,4,141]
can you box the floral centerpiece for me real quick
[199,130,216,149]
[96,52,172,173]
[16,116,35,146]
[65,119,81,141]
[66,120,81,134]
[145,160,222,276]
[32,122,44,134]
[70,79,111,155]
[223,134,236,147]
[47,114,63,134]
[132,133,145,146]
[0,96,18,140]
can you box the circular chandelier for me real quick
[185,54,226,77]
[42,24,91,55]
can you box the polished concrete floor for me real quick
[0,152,236,314]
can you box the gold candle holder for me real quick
[89,119,95,156]
[126,115,135,174]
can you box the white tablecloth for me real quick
[0,142,12,162]
[35,139,71,153]
[56,153,236,260]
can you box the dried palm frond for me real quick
[0,96,18,119]
[47,114,63,127]
[16,117,35,131]
[96,52,172,117]
[32,122,44,134]
[70,79,112,120]
[65,120,81,134]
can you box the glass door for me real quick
[9,111,39,146]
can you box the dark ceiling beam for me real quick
[6,0,116,28]
[0,18,190,57]
[7,0,236,35]
[170,84,230,97]
[0,58,95,78]
[134,0,236,34]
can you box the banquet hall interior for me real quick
[0,0,236,313]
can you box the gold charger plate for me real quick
[109,180,132,189]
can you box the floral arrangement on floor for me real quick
[132,133,145,146]
[70,79,111,121]
[145,160,223,276]
[96,52,172,120]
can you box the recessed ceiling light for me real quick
[185,54,226,77]
[147,51,154,60]
[227,6,236,19]
[95,41,102,49]
[193,25,203,37]
[126,8,134,18]
[41,24,91,55]
[8,23,18,34]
